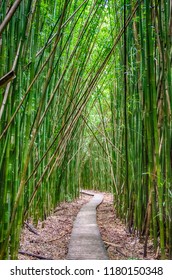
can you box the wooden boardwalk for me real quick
[67,193,108,260]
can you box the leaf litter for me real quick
[18,191,156,260]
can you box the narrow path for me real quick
[67,193,108,260]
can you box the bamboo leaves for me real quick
[0,0,171,260]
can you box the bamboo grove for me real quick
[0,0,171,259]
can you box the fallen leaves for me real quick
[97,192,156,260]
[18,191,156,260]
[18,194,90,260]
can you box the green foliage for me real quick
[0,0,171,261]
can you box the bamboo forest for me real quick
[0,0,172,260]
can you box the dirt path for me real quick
[18,191,156,260]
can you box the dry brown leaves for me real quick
[97,192,156,260]
[18,194,90,260]
[18,191,156,260]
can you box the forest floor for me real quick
[18,191,157,260]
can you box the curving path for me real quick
[67,193,108,260]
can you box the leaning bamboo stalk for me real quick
[0,71,16,88]
[0,0,70,259]
[0,40,21,120]
[35,0,89,58]
[0,0,23,35]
